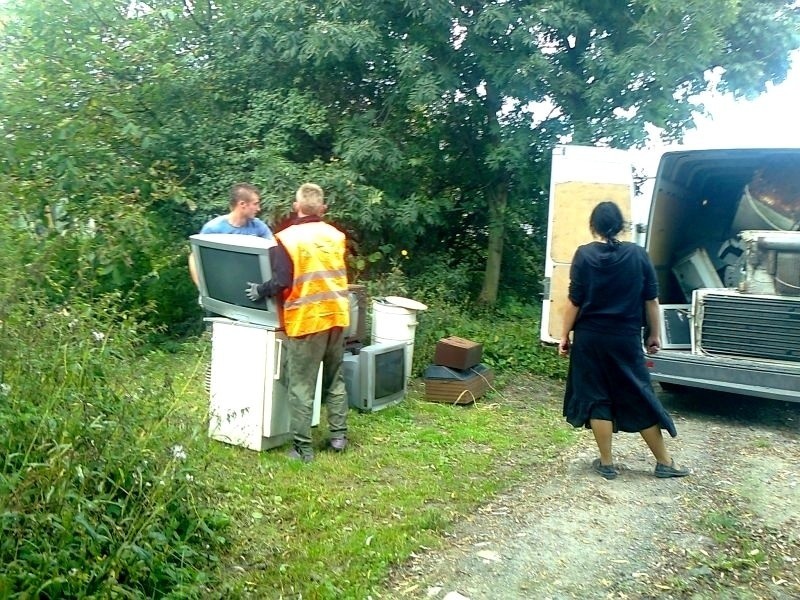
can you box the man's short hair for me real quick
[295,183,325,216]
[230,183,260,208]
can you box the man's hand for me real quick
[558,337,570,357]
[245,282,263,302]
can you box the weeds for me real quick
[0,295,227,597]
[0,205,568,598]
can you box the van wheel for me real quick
[659,382,688,393]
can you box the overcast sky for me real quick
[636,50,800,158]
[629,50,800,223]
[681,51,800,150]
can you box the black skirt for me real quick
[563,329,677,437]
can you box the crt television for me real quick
[190,233,281,328]
[658,304,692,350]
[343,341,407,412]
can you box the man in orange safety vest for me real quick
[245,183,350,462]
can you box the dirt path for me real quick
[386,387,800,599]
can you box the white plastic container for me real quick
[371,296,427,380]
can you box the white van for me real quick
[541,145,800,402]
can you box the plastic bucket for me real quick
[371,298,423,380]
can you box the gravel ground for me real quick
[386,383,800,600]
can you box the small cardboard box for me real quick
[433,336,483,370]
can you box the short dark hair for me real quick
[229,183,260,208]
[589,201,625,241]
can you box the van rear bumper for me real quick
[648,351,800,403]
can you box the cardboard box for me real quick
[433,336,483,370]
[423,363,494,405]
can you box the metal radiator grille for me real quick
[697,293,800,362]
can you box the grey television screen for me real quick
[659,304,691,349]
[190,233,281,328]
[343,341,407,412]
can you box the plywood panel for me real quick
[550,182,632,263]
[542,145,634,344]
[545,265,572,340]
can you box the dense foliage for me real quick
[364,262,567,379]
[0,216,227,597]
[2,0,798,331]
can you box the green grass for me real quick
[750,437,772,449]
[0,275,570,599]
[167,339,574,599]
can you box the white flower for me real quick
[0,383,10,396]
[92,331,105,341]
[171,445,187,460]
[185,474,194,482]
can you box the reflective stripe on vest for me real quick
[276,221,350,337]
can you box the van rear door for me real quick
[541,145,634,344]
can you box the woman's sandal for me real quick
[654,460,690,478]
[592,458,617,480]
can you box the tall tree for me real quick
[0,0,202,290]
[201,0,800,303]
[2,0,798,312]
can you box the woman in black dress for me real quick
[559,201,690,480]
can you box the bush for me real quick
[409,296,567,380]
[0,248,227,598]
